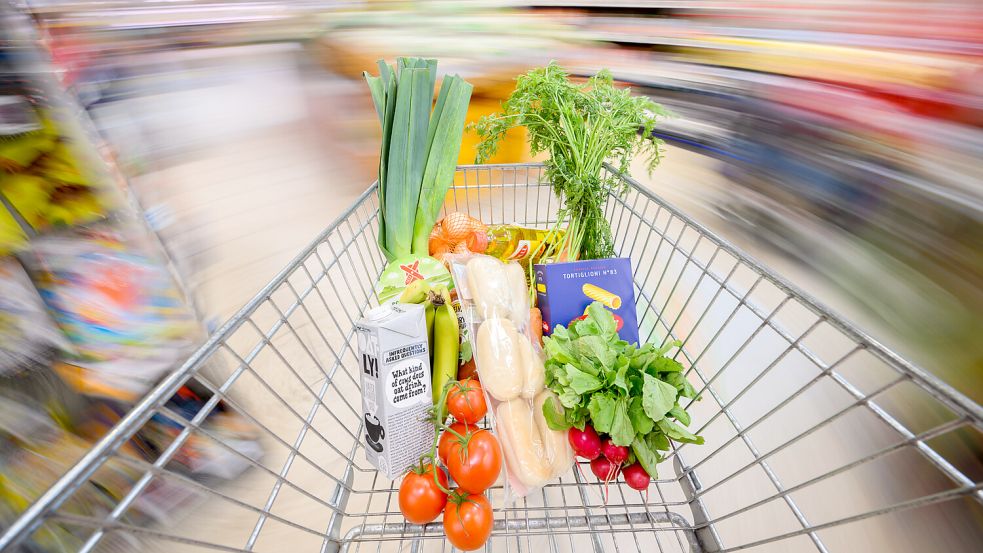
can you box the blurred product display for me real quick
[24,226,200,400]
[0,107,112,233]
[0,399,140,553]
[1,4,263,551]
[0,258,69,374]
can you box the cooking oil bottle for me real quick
[469,225,564,265]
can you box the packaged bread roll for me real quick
[466,256,511,319]
[496,399,551,488]
[518,338,545,399]
[476,318,523,401]
[534,390,575,478]
[504,262,530,325]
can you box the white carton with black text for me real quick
[356,303,433,479]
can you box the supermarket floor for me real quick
[89,43,981,552]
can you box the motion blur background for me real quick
[1,0,981,552]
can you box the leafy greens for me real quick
[542,302,703,478]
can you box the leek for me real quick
[412,75,473,254]
[364,58,472,262]
[385,66,431,258]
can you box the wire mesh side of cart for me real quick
[2,164,980,553]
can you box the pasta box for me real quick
[534,258,639,344]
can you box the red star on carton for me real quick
[400,260,424,284]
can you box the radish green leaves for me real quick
[542,302,703,478]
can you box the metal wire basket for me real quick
[3,163,981,553]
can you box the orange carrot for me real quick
[529,307,544,347]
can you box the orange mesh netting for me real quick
[429,212,488,262]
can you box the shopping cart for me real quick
[3,164,980,553]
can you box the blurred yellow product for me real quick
[1,174,51,229]
[53,362,141,402]
[46,193,105,227]
[0,131,56,170]
[0,474,30,512]
[582,283,622,310]
[0,111,58,171]
[37,142,89,186]
[477,224,564,265]
[458,96,529,170]
[687,37,969,90]
[2,174,106,232]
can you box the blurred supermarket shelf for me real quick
[5,2,979,550]
[44,0,978,404]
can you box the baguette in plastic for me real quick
[535,390,575,478]
[475,318,523,401]
[495,399,551,488]
[518,338,545,399]
[466,256,511,318]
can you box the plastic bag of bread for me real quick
[448,254,574,502]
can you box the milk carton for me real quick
[356,303,433,479]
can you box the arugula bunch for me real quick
[541,302,703,478]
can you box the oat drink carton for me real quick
[356,303,433,479]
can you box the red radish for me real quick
[590,456,621,481]
[601,439,629,465]
[590,455,621,505]
[600,438,630,502]
[569,426,602,460]
[622,463,651,491]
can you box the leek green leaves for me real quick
[364,58,473,261]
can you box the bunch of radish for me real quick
[569,425,651,502]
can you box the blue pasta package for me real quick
[534,258,639,344]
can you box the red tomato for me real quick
[446,428,502,494]
[443,490,493,551]
[447,378,487,424]
[438,422,472,465]
[398,463,448,524]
